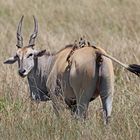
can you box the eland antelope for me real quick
[4,16,140,124]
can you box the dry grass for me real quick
[0,0,140,140]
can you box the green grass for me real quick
[0,0,140,139]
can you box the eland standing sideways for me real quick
[4,16,140,124]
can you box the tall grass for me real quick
[0,0,140,139]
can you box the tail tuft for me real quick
[127,64,140,77]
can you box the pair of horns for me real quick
[16,16,38,48]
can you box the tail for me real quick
[127,64,140,77]
[101,53,140,77]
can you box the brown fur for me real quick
[47,45,114,123]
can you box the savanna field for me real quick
[0,0,140,139]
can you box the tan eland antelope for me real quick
[4,16,140,124]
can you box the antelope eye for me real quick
[14,54,19,59]
[27,53,33,58]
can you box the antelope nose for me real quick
[18,69,26,76]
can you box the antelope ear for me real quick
[35,49,46,57]
[4,56,18,64]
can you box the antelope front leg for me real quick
[49,90,60,117]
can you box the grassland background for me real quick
[0,0,140,140]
